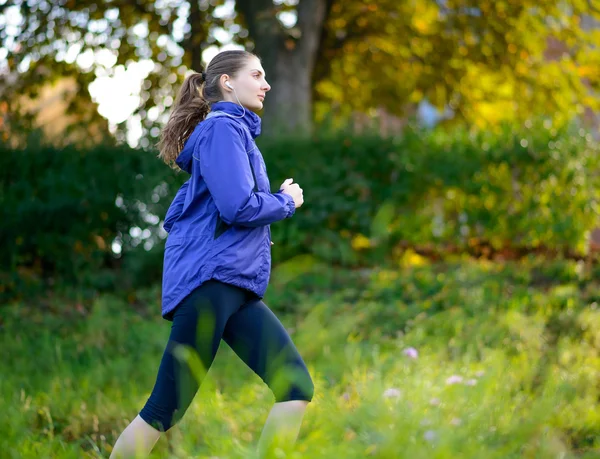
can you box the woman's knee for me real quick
[273,367,314,403]
[139,406,178,432]
[292,376,315,403]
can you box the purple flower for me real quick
[383,388,402,398]
[403,347,419,359]
[466,379,477,386]
[446,375,463,385]
[423,430,437,443]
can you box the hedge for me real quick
[1,121,598,299]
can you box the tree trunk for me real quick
[260,47,313,135]
[236,0,328,135]
[183,0,205,72]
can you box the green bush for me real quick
[1,121,598,301]
[262,122,599,264]
[0,141,179,299]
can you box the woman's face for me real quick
[222,56,271,112]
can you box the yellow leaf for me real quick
[399,249,429,267]
[351,234,371,250]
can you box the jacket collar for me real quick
[209,101,262,139]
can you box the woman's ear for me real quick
[220,74,233,91]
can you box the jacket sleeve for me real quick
[198,120,296,227]
[163,180,190,233]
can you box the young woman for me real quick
[110,50,314,458]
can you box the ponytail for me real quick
[157,72,210,167]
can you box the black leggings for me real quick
[139,280,314,431]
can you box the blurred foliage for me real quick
[1,120,598,303]
[1,0,598,139]
[0,0,236,144]
[316,0,600,128]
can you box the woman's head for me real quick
[205,51,270,112]
[158,50,270,166]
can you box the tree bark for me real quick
[236,0,329,135]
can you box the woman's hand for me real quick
[279,178,304,208]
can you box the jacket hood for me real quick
[176,101,262,174]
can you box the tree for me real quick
[0,0,329,139]
[0,0,234,145]
[1,0,598,143]
[313,0,600,129]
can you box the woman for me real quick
[110,50,314,458]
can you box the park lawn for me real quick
[2,257,600,458]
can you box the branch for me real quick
[113,0,173,41]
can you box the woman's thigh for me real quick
[222,299,314,402]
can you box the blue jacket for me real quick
[160,101,296,319]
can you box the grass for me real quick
[2,256,600,458]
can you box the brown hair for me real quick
[157,50,257,167]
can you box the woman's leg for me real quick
[110,281,246,458]
[109,415,161,459]
[223,299,314,457]
[256,400,309,458]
